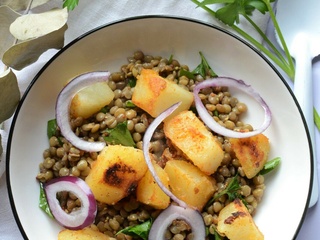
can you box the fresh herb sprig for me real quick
[191,0,320,131]
[206,174,244,207]
[191,0,294,80]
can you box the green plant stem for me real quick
[230,25,290,76]
[243,15,289,68]
[264,0,295,79]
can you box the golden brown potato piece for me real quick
[58,227,111,240]
[229,134,270,179]
[164,159,216,211]
[217,198,264,240]
[132,69,193,119]
[85,145,148,205]
[136,160,170,209]
[164,110,224,175]
[70,82,114,119]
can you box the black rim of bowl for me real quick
[5,15,313,240]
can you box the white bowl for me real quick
[7,16,312,239]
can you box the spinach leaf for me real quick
[117,219,152,240]
[259,157,281,175]
[39,183,54,219]
[104,121,136,147]
[47,119,58,139]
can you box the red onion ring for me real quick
[44,176,97,230]
[143,103,206,238]
[142,102,189,208]
[193,77,272,138]
[56,71,110,152]
[149,204,206,239]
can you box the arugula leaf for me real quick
[168,54,174,64]
[47,119,58,139]
[259,157,281,175]
[179,67,196,80]
[63,0,79,10]
[192,51,217,78]
[117,219,152,240]
[104,122,136,147]
[39,183,54,219]
[179,52,217,79]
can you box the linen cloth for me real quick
[0,0,319,239]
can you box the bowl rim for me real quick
[5,15,313,239]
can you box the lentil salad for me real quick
[36,51,269,239]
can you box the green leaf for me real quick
[3,23,67,70]
[127,78,136,87]
[207,174,241,207]
[246,0,268,14]
[104,122,136,147]
[39,183,54,219]
[168,54,174,64]
[179,68,196,80]
[259,157,281,175]
[192,51,217,78]
[215,2,241,25]
[117,219,152,240]
[203,0,268,26]
[0,6,20,59]
[0,68,20,123]
[63,0,79,11]
[125,100,136,108]
[10,7,68,41]
[3,8,68,70]
[47,119,58,139]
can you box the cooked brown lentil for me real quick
[36,50,266,240]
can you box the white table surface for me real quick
[0,0,319,239]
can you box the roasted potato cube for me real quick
[217,198,264,240]
[229,134,270,179]
[136,160,170,209]
[164,159,216,211]
[164,110,224,175]
[132,69,193,119]
[58,227,111,240]
[70,82,114,119]
[85,145,148,205]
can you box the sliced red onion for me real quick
[44,176,97,230]
[142,102,189,209]
[193,77,272,138]
[56,71,110,152]
[149,204,206,239]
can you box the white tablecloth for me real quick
[1,0,319,239]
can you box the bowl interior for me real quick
[7,16,312,240]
